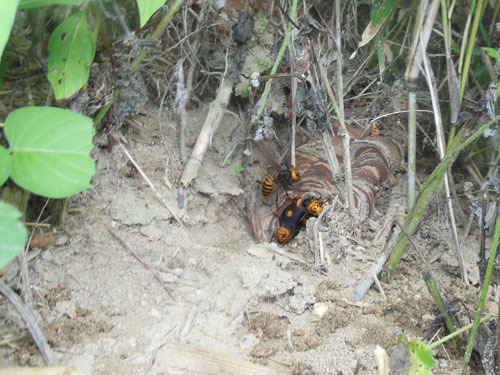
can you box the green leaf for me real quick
[408,340,436,375]
[0,0,20,59]
[47,12,96,100]
[452,44,483,56]
[370,0,399,26]
[0,146,13,187]
[137,0,167,28]
[19,0,83,9]
[4,106,95,198]
[0,201,28,269]
[230,165,244,174]
[376,32,385,75]
[481,47,498,59]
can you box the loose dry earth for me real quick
[0,105,494,374]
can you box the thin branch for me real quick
[118,142,194,242]
[420,38,468,283]
[107,227,176,301]
[316,56,355,216]
[0,279,55,365]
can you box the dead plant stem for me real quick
[405,0,440,207]
[286,13,298,167]
[420,40,468,283]
[334,0,344,119]
[313,203,333,267]
[107,227,176,301]
[0,279,55,365]
[316,58,355,216]
[118,142,193,242]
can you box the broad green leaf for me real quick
[137,0,167,28]
[19,0,83,9]
[4,106,95,198]
[0,146,13,186]
[408,340,436,375]
[0,201,28,269]
[0,0,20,59]
[47,12,96,100]
[370,0,399,26]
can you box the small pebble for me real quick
[54,235,70,246]
[313,302,328,319]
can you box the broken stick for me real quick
[179,77,235,193]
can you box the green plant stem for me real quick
[407,86,417,207]
[461,215,500,374]
[488,0,500,37]
[423,271,463,352]
[255,0,298,118]
[130,0,186,70]
[429,315,495,349]
[91,1,103,41]
[459,0,485,105]
[388,114,500,270]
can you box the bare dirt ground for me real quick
[0,104,495,375]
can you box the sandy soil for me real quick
[0,105,494,374]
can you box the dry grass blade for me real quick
[420,39,468,283]
[0,279,55,365]
[334,0,344,120]
[107,227,176,301]
[404,0,440,207]
[118,142,193,242]
[351,196,404,302]
[316,57,355,216]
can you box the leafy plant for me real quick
[136,0,168,28]
[0,0,19,59]
[0,105,95,268]
[0,0,174,271]
[47,11,96,100]
[407,340,436,375]
[1,106,95,198]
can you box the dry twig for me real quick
[0,279,55,365]
[179,76,235,194]
[316,54,355,216]
[118,142,193,241]
[313,202,334,267]
[420,40,468,283]
[107,227,176,301]
[177,304,198,341]
[404,0,440,206]
[351,196,404,301]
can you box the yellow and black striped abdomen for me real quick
[262,175,276,196]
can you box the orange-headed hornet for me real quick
[296,197,323,216]
[276,201,309,244]
[275,197,323,244]
[262,168,300,196]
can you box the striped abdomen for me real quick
[262,175,276,196]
